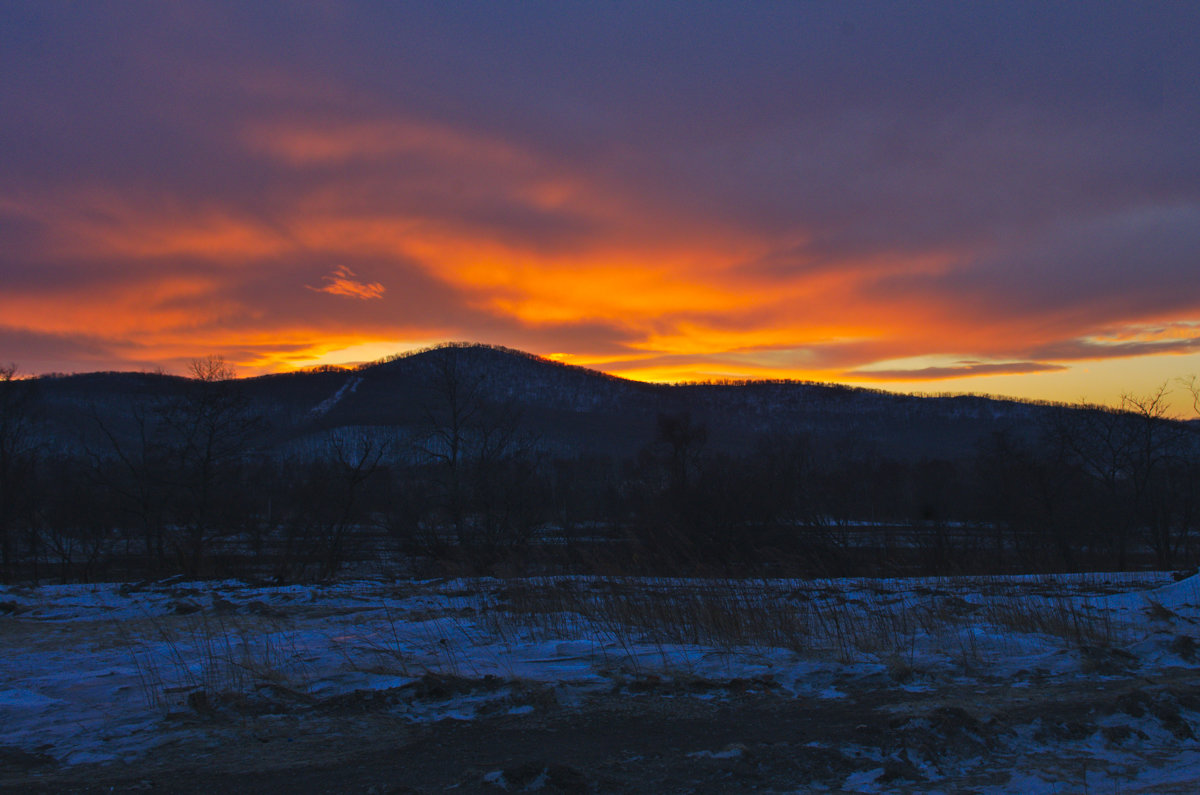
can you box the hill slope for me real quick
[31,343,1070,460]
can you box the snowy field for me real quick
[2,571,1199,793]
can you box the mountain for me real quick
[29,342,1078,461]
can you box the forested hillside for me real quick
[2,345,1198,582]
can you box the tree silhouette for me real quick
[161,356,262,575]
[0,365,39,582]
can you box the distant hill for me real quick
[29,342,1095,461]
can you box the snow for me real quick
[308,375,362,418]
[1,571,1198,789]
[688,744,746,760]
[842,767,887,791]
[0,688,61,708]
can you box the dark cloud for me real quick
[864,203,1200,333]
[849,361,1068,381]
[1030,335,1200,363]
[0,327,134,374]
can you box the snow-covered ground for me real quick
[1,571,1198,792]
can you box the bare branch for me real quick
[188,355,236,383]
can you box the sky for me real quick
[3,3,1200,413]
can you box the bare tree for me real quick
[1050,385,1190,568]
[1049,402,1140,567]
[1173,375,1200,565]
[654,411,708,497]
[1119,385,1187,566]
[86,397,171,572]
[0,365,39,582]
[413,348,541,565]
[161,356,262,576]
[37,457,116,583]
[319,433,389,577]
[625,412,712,570]
[269,432,390,581]
[416,349,481,543]
[1181,375,1200,423]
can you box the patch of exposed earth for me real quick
[4,667,1199,794]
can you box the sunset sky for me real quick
[3,3,1200,413]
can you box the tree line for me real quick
[1,354,1199,583]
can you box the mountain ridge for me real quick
[25,341,1076,460]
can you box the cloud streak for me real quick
[310,266,385,300]
[849,362,1069,382]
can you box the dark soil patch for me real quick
[4,668,1199,794]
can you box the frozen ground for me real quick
[1,571,1198,793]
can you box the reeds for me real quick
[115,573,1149,710]
[120,612,309,710]
[483,575,1132,665]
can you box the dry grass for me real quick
[120,613,309,710]
[483,576,1132,666]
[981,594,1116,647]
[114,574,1147,709]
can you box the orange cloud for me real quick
[2,190,292,267]
[242,119,531,168]
[8,178,1196,389]
[309,266,386,300]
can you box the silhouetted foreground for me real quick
[2,346,1199,583]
